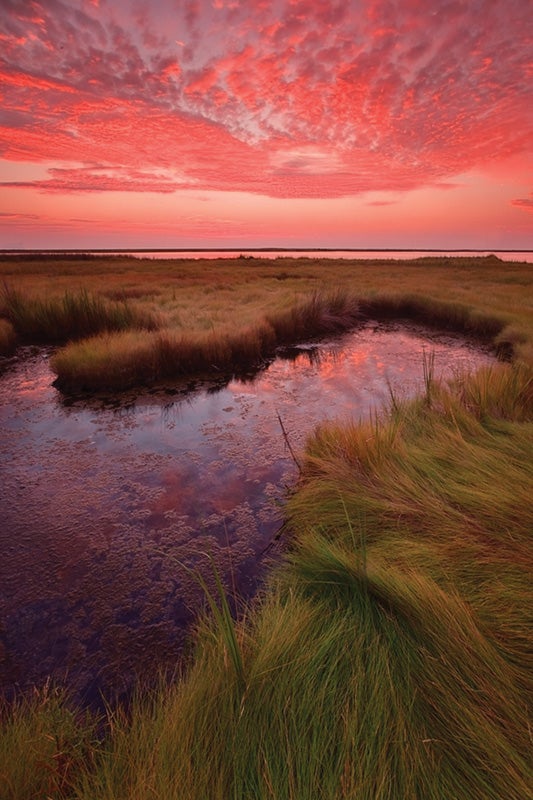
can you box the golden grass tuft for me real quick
[1,284,159,344]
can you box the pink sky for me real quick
[0,0,532,250]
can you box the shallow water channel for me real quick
[0,322,497,705]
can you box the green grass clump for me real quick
[1,284,159,344]
[267,288,361,343]
[0,683,98,800]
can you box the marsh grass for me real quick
[50,324,276,391]
[0,682,98,800]
[360,292,503,336]
[50,283,524,393]
[266,288,361,342]
[2,254,532,392]
[50,290,363,391]
[0,317,16,356]
[1,284,159,344]
[178,552,247,692]
[457,360,532,421]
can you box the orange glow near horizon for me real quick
[0,0,531,250]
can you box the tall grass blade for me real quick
[172,553,246,693]
[422,348,435,406]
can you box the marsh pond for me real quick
[0,321,497,706]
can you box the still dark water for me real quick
[0,323,497,706]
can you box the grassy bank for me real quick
[0,255,532,391]
[50,289,519,393]
[1,361,531,799]
[0,284,159,346]
[49,289,366,391]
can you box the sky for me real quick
[0,0,532,250]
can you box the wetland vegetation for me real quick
[1,253,530,387]
[0,254,532,799]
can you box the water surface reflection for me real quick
[0,323,496,704]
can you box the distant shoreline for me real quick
[1,247,532,254]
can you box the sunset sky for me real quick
[1,0,532,250]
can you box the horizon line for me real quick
[1,247,532,254]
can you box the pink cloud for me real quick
[512,194,533,212]
[0,0,531,207]
[1,165,188,194]
[184,66,219,95]
[0,210,41,219]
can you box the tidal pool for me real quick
[0,322,497,705]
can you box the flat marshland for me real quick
[1,253,531,387]
[0,255,532,799]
